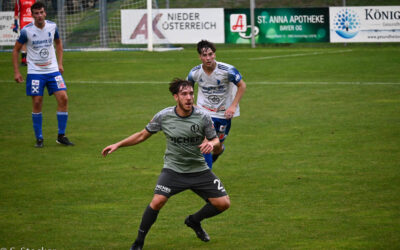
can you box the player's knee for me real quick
[220,196,230,211]
[60,94,68,104]
[33,100,41,109]
[57,93,68,108]
[212,196,230,211]
[150,195,168,210]
[32,98,43,112]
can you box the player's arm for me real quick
[225,79,246,119]
[13,2,19,33]
[54,38,64,74]
[199,136,220,154]
[102,129,152,157]
[12,41,24,83]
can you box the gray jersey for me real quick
[146,106,217,173]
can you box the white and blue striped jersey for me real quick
[17,20,60,74]
[187,61,242,119]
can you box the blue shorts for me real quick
[212,117,231,142]
[26,72,67,96]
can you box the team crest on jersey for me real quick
[208,95,220,104]
[190,124,200,133]
[39,48,49,58]
[48,32,51,37]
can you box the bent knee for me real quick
[150,195,168,210]
[212,196,230,211]
[219,199,230,211]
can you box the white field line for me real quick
[1,80,399,85]
[249,49,353,60]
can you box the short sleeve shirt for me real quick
[146,106,217,173]
[17,20,60,74]
[187,61,242,119]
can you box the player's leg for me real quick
[186,170,230,242]
[203,147,213,169]
[48,73,74,145]
[27,74,45,147]
[185,195,230,241]
[132,169,184,249]
[131,194,168,250]
[53,90,74,145]
[211,118,231,163]
[32,96,44,147]
[212,141,225,162]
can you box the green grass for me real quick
[0,44,400,249]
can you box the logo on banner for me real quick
[230,14,247,32]
[230,13,259,39]
[130,13,165,39]
[333,9,361,39]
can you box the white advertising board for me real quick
[330,6,400,42]
[0,12,19,45]
[121,8,224,44]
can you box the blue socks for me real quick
[57,111,68,135]
[32,112,68,140]
[32,112,43,139]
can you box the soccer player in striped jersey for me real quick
[12,2,73,147]
[187,40,246,168]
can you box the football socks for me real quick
[57,111,68,135]
[191,202,222,223]
[32,112,43,140]
[136,205,159,242]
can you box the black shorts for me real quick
[154,168,228,200]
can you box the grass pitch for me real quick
[0,44,399,249]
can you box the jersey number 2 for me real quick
[214,179,225,192]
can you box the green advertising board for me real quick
[225,8,330,44]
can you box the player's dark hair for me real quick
[197,40,216,54]
[31,1,46,12]
[169,78,194,95]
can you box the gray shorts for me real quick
[154,168,228,200]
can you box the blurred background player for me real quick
[13,0,36,66]
[187,40,246,169]
[12,1,74,148]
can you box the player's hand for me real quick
[102,144,118,157]
[13,20,18,33]
[199,141,214,154]
[224,105,236,119]
[14,72,23,83]
[58,65,64,74]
